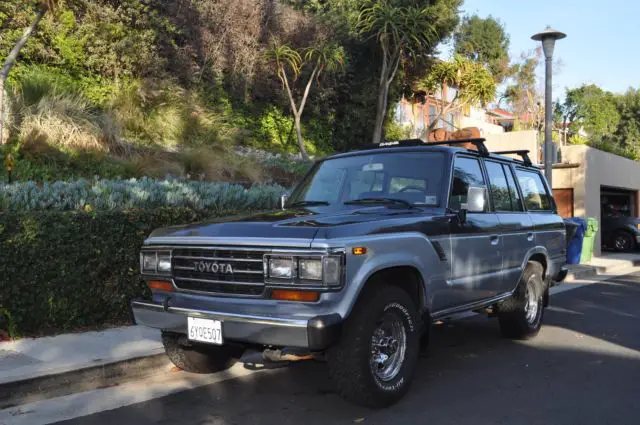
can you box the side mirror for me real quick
[458,186,486,222]
[280,194,288,210]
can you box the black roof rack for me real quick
[379,138,489,155]
[493,150,532,166]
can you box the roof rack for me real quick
[493,150,532,166]
[379,138,489,155]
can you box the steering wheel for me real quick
[398,185,424,193]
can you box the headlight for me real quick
[269,257,295,279]
[299,258,323,280]
[141,250,171,274]
[266,254,343,287]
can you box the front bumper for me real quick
[131,299,342,351]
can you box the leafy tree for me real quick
[613,88,640,157]
[266,40,345,159]
[415,55,496,131]
[1,0,57,145]
[454,14,511,83]
[559,84,620,142]
[357,0,459,144]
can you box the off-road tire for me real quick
[162,331,244,373]
[498,262,545,339]
[326,285,420,408]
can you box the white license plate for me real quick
[187,317,223,345]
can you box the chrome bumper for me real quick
[131,299,342,350]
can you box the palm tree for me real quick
[267,40,344,159]
[1,0,57,145]
[357,0,436,144]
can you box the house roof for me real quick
[487,108,515,120]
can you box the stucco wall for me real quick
[484,130,539,161]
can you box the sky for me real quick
[440,0,640,97]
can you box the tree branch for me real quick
[280,67,299,118]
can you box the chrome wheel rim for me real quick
[370,309,407,382]
[524,278,540,325]
[615,235,630,251]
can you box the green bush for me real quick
[0,178,284,212]
[0,208,225,336]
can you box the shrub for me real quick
[0,178,283,212]
[0,208,222,336]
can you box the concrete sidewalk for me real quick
[0,326,165,408]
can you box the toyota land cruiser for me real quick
[131,138,567,407]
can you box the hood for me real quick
[147,206,436,242]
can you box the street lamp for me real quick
[532,26,566,187]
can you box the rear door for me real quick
[514,168,566,264]
[485,160,534,293]
[447,155,502,306]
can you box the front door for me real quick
[446,156,503,308]
[485,160,534,293]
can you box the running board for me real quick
[431,292,512,321]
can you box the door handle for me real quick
[527,232,534,242]
[490,235,500,246]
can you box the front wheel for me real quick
[162,331,244,373]
[498,262,545,339]
[326,285,420,408]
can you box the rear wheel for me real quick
[498,262,545,339]
[613,231,635,252]
[327,285,420,408]
[162,331,244,373]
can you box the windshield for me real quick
[288,151,445,207]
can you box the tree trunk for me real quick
[293,115,309,160]
[0,6,47,145]
[372,60,389,145]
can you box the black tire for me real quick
[498,262,545,339]
[161,331,244,374]
[326,285,421,408]
[613,231,635,252]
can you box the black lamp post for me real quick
[532,26,566,187]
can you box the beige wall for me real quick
[484,130,539,162]
[553,145,640,255]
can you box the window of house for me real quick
[446,112,455,131]
[515,169,552,211]
[428,105,437,128]
[448,157,486,211]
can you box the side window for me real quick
[503,165,524,211]
[515,169,552,211]
[484,161,513,211]
[448,157,486,211]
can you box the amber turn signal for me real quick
[147,280,174,292]
[352,246,367,255]
[271,289,319,302]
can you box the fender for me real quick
[509,246,552,292]
[312,232,447,319]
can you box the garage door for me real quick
[553,189,574,218]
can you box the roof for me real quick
[487,108,515,120]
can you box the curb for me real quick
[0,353,170,409]
[565,259,640,282]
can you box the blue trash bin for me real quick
[564,217,587,264]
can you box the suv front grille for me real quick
[171,247,265,297]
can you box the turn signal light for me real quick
[147,280,174,292]
[271,290,319,302]
[352,247,367,255]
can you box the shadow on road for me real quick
[59,274,640,425]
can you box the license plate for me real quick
[187,317,223,345]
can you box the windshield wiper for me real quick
[345,197,414,208]
[289,200,330,207]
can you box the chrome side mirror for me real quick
[462,186,487,213]
[280,194,288,210]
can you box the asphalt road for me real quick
[58,273,640,425]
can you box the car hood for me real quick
[147,206,441,244]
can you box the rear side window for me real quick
[485,161,524,212]
[449,156,486,211]
[515,169,552,211]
